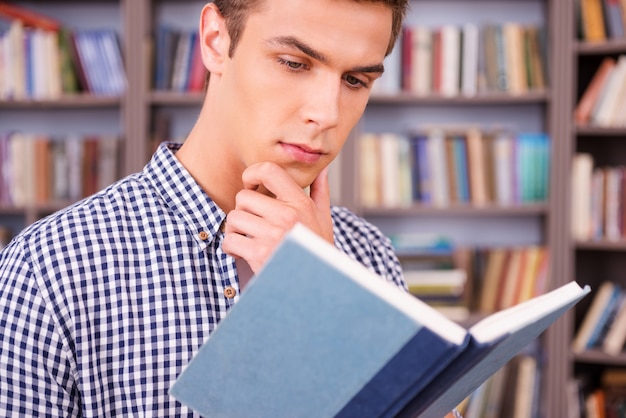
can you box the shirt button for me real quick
[198,231,209,240]
[224,286,237,299]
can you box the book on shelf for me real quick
[503,22,527,95]
[573,281,623,353]
[461,23,480,98]
[525,26,547,91]
[440,24,461,97]
[602,295,626,355]
[168,223,589,418]
[465,128,489,206]
[357,132,382,208]
[428,128,450,207]
[603,0,625,38]
[501,353,541,418]
[411,134,432,204]
[574,54,626,128]
[388,232,455,256]
[0,1,60,31]
[410,25,433,97]
[492,131,515,205]
[580,0,608,41]
[574,57,616,126]
[593,55,626,127]
[571,153,594,241]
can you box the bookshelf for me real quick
[0,0,606,415]
[341,0,569,416]
[568,0,626,415]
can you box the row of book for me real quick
[0,132,121,206]
[0,4,126,99]
[574,56,626,128]
[571,153,626,242]
[573,281,626,355]
[452,352,541,418]
[578,0,626,42]
[152,26,206,92]
[373,22,548,97]
[392,233,471,321]
[572,368,626,418]
[390,232,549,319]
[476,245,549,314]
[358,129,550,209]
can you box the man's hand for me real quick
[222,162,334,273]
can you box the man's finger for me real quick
[241,162,306,202]
[309,166,331,211]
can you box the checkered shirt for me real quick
[0,142,406,417]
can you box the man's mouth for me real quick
[280,142,324,164]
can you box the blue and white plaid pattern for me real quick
[0,142,405,417]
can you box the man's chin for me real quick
[282,167,318,190]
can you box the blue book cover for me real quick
[169,224,589,418]
[395,280,589,417]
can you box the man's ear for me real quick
[199,3,230,76]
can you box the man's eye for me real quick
[278,58,305,71]
[345,74,368,89]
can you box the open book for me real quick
[169,223,589,418]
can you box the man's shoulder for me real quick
[330,206,384,239]
[330,205,390,255]
[330,206,405,289]
[17,173,147,245]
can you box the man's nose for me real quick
[303,74,341,130]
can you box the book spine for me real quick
[336,332,470,418]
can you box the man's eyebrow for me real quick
[268,35,385,74]
[269,36,327,62]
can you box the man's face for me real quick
[216,0,392,188]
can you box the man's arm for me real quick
[0,240,80,417]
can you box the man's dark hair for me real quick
[205,0,410,87]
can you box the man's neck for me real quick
[175,113,242,213]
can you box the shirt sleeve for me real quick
[331,206,407,291]
[0,239,80,418]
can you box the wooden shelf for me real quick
[360,202,548,217]
[574,349,626,366]
[576,39,626,55]
[575,125,626,136]
[0,94,121,108]
[368,90,549,105]
[149,91,204,106]
[576,239,626,251]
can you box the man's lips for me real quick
[280,142,325,164]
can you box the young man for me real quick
[0,0,409,415]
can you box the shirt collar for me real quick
[143,142,226,250]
